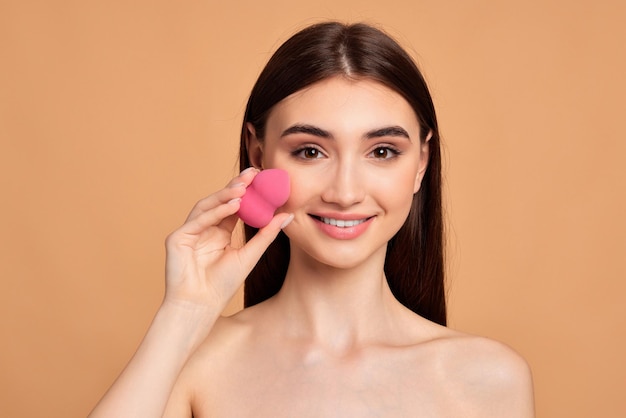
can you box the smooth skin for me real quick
[90,77,534,417]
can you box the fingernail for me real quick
[228,197,241,205]
[229,182,246,189]
[280,214,294,229]
[240,167,258,176]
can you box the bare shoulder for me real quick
[163,313,254,417]
[177,310,256,378]
[423,329,535,417]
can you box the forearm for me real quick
[88,301,220,418]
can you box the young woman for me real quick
[90,22,534,417]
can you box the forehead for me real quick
[265,77,420,134]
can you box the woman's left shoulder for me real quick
[426,330,535,416]
[442,332,531,376]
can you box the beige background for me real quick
[1,0,625,416]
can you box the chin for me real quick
[292,242,387,272]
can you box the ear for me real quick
[413,130,432,194]
[245,122,264,169]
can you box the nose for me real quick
[320,159,365,207]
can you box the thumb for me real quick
[237,213,294,273]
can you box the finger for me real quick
[235,212,294,273]
[186,183,246,222]
[216,208,241,232]
[234,166,260,184]
[182,198,242,235]
[186,168,259,220]
[222,167,259,190]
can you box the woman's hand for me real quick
[163,167,293,314]
[88,168,292,418]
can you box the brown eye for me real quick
[370,146,400,159]
[373,148,389,159]
[292,146,324,160]
[303,148,320,159]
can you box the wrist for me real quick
[153,299,221,353]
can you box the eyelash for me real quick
[290,145,402,160]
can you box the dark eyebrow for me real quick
[280,124,332,139]
[280,124,410,141]
[365,126,411,141]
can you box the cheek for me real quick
[375,169,418,218]
[277,170,318,213]
[388,188,415,218]
[376,167,416,196]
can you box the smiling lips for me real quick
[310,214,374,239]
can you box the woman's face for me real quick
[248,76,429,270]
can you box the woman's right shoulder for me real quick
[162,310,250,416]
[191,307,258,359]
[164,307,260,415]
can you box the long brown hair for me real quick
[239,22,446,325]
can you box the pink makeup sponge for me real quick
[237,169,290,228]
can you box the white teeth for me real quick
[320,217,366,227]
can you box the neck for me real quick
[269,245,409,352]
